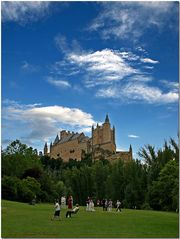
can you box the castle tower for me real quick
[129,144,133,159]
[44,142,48,155]
[102,114,111,143]
[92,114,116,154]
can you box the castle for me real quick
[44,114,132,162]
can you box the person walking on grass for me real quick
[116,200,122,212]
[51,199,61,220]
[108,199,113,212]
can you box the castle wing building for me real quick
[46,130,91,161]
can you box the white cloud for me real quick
[96,81,178,104]
[2,1,51,24]
[2,100,96,145]
[68,49,137,85]
[119,52,140,61]
[136,46,147,53]
[55,35,83,55]
[47,77,71,89]
[140,58,159,64]
[128,134,139,138]
[160,80,179,92]
[96,87,118,98]
[25,106,95,126]
[143,66,154,70]
[122,82,178,104]
[128,75,153,82]
[88,2,178,41]
[54,35,69,54]
[52,34,178,105]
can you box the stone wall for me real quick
[50,138,89,161]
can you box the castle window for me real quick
[70,149,75,153]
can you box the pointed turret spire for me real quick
[53,134,59,145]
[129,144,132,152]
[44,142,48,155]
[105,114,110,123]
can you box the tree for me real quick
[148,160,179,211]
[138,138,179,211]
[123,160,147,208]
[92,161,109,200]
[2,176,20,200]
[81,152,93,166]
[23,167,43,179]
[55,181,67,198]
[109,160,125,201]
[2,140,41,178]
[4,140,28,155]
[138,138,178,185]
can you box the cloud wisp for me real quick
[68,49,138,87]
[52,36,178,105]
[96,82,178,104]
[140,58,159,64]
[2,1,51,24]
[21,61,40,73]
[47,77,71,89]
[88,2,178,41]
[128,134,139,138]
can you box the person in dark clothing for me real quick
[66,204,79,218]
[102,199,106,211]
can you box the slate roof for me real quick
[53,132,89,145]
[53,134,59,144]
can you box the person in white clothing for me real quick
[116,200,122,212]
[61,196,66,209]
[89,199,95,212]
[51,199,61,220]
[108,200,113,212]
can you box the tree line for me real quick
[2,138,179,212]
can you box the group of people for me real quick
[102,199,122,212]
[86,197,95,211]
[52,195,122,220]
[51,195,79,220]
[86,197,122,212]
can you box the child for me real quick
[51,199,61,220]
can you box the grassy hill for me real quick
[1,200,179,238]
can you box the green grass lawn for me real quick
[1,200,179,238]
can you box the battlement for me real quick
[60,130,72,139]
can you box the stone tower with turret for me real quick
[92,114,116,154]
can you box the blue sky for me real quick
[1,1,179,158]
